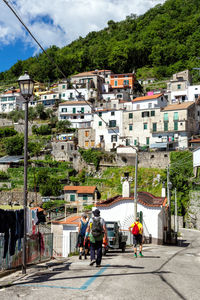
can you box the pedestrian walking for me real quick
[85,209,107,267]
[77,213,88,259]
[129,217,144,257]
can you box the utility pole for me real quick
[175,188,178,233]
[134,151,138,221]
[167,165,172,238]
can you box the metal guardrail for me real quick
[0,233,53,272]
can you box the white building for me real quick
[93,109,124,151]
[0,89,23,113]
[131,93,168,110]
[95,175,167,244]
[38,91,60,108]
[58,100,93,128]
[60,88,91,102]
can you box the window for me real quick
[182,96,186,101]
[73,108,76,114]
[177,84,181,89]
[53,95,56,98]
[100,135,104,142]
[129,113,133,119]
[111,135,117,142]
[134,139,137,146]
[151,111,155,116]
[174,112,178,120]
[85,131,89,137]
[99,121,102,126]
[62,85,65,89]
[81,107,84,113]
[62,93,65,97]
[70,92,73,98]
[109,120,116,127]
[164,113,168,121]
[123,80,129,85]
[164,121,168,131]
[146,137,149,145]
[61,145,65,150]
[44,96,47,99]
[129,124,133,131]
[143,123,148,130]
[61,108,67,112]
[91,141,95,147]
[126,139,130,146]
[83,195,88,201]
[174,121,178,131]
[153,123,157,132]
[111,111,115,116]
[70,194,75,201]
[85,141,89,147]
[142,111,149,118]
[99,112,102,117]
[148,103,152,108]
[114,80,118,87]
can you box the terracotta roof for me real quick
[59,101,89,106]
[96,191,166,208]
[64,185,97,194]
[132,93,163,102]
[52,215,81,225]
[30,206,44,212]
[162,102,194,111]
[72,71,99,77]
[190,139,200,143]
[4,89,20,94]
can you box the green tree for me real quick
[56,120,71,133]
[168,151,193,216]
[5,134,24,155]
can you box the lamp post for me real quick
[167,164,173,238]
[18,71,34,274]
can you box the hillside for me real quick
[1,0,200,84]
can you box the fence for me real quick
[0,233,53,272]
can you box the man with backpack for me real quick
[85,209,107,267]
[129,217,143,257]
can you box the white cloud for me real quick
[0,0,166,50]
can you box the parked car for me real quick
[102,221,127,255]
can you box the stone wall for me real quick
[0,191,42,206]
[185,191,200,230]
[138,151,170,169]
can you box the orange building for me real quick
[110,73,136,90]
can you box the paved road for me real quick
[0,229,200,300]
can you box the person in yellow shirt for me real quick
[129,217,143,257]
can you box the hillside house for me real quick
[64,185,99,210]
[58,101,93,129]
[93,109,124,151]
[0,89,23,113]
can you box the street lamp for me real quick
[18,71,34,274]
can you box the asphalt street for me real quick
[0,228,200,300]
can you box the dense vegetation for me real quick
[1,0,200,84]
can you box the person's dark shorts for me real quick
[133,234,142,246]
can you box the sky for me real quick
[0,0,166,73]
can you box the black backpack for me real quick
[91,217,103,237]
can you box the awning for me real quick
[150,143,168,149]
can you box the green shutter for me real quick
[164,121,168,131]
[153,123,157,132]
[70,194,75,201]
[174,121,178,130]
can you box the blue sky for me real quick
[0,0,165,73]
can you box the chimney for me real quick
[121,172,131,198]
[162,182,166,198]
